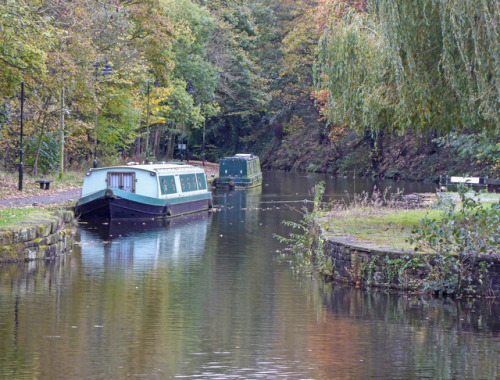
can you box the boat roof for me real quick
[88,162,204,174]
[223,154,258,160]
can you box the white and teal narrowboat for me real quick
[214,154,262,189]
[75,163,212,220]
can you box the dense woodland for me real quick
[0,0,498,180]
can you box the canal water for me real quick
[1,172,499,379]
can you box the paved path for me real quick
[0,188,81,208]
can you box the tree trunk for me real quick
[166,129,176,159]
[153,128,160,158]
[31,97,51,176]
[31,124,45,177]
[371,128,384,175]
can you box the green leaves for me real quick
[410,184,500,295]
[316,5,391,132]
[274,182,331,277]
[316,0,499,135]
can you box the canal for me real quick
[1,172,499,379]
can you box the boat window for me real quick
[196,173,207,190]
[180,174,200,192]
[107,172,135,193]
[160,175,177,195]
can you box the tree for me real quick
[316,0,499,136]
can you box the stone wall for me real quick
[0,210,76,263]
[321,228,500,297]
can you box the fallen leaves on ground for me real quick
[0,171,83,200]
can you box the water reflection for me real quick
[214,186,263,233]
[264,171,436,204]
[79,214,212,271]
[306,285,500,379]
[0,172,499,379]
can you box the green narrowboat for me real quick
[214,154,262,189]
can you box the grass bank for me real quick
[278,184,500,296]
[0,205,74,228]
[316,191,500,252]
[317,207,442,251]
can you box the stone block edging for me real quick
[0,210,77,263]
[319,226,500,297]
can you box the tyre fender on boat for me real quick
[165,204,172,216]
[229,180,235,189]
[105,188,116,198]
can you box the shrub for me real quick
[410,185,500,295]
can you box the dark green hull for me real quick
[215,172,262,189]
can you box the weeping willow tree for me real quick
[438,0,499,129]
[316,0,499,135]
[315,4,394,134]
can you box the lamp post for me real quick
[185,80,196,163]
[143,80,161,161]
[93,59,112,168]
[145,81,150,161]
[202,119,205,166]
[59,87,65,180]
[18,82,24,191]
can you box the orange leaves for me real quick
[313,89,329,106]
[328,122,348,143]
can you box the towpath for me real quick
[0,188,81,208]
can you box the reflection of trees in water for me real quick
[312,286,500,379]
[0,172,496,379]
[0,254,84,378]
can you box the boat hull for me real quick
[75,188,212,220]
[215,173,263,189]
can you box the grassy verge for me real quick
[317,207,443,250]
[0,205,68,228]
[317,191,499,251]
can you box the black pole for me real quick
[18,82,24,191]
[145,81,150,160]
[93,63,98,168]
[202,119,205,166]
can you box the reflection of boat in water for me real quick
[75,163,213,220]
[215,185,262,208]
[79,213,212,269]
[214,186,262,231]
